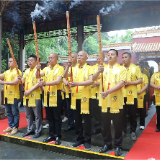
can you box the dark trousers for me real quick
[123,98,137,133]
[101,109,123,148]
[5,98,20,129]
[74,99,92,144]
[62,93,67,116]
[138,95,146,126]
[66,93,74,127]
[45,90,63,138]
[91,98,101,131]
[156,105,160,129]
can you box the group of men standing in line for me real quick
[1,49,158,156]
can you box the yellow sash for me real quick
[155,81,160,106]
[28,93,36,107]
[71,87,77,110]
[110,93,120,113]
[126,86,134,104]
[137,94,144,108]
[91,85,96,99]
[44,90,48,107]
[155,91,160,106]
[61,92,64,100]
[81,86,90,114]
[65,86,70,98]
[49,85,57,107]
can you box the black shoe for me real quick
[33,133,41,138]
[99,145,112,153]
[43,136,55,143]
[55,137,61,145]
[92,129,101,135]
[156,128,160,132]
[72,141,84,147]
[115,147,122,156]
[22,131,34,137]
[64,126,75,132]
[84,142,91,150]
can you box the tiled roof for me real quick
[102,42,132,48]
[132,30,160,35]
[131,42,160,52]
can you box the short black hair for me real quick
[28,54,37,61]
[9,57,18,64]
[122,52,132,57]
[108,49,118,56]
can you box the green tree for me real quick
[83,36,99,54]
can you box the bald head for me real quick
[71,53,77,65]
[78,51,88,58]
[49,53,58,66]
[50,53,58,59]
[77,50,88,66]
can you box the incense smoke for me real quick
[100,0,125,15]
[31,0,83,21]
[8,4,21,36]
[31,0,63,22]
[69,0,82,9]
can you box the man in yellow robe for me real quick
[137,63,148,130]
[150,62,160,132]
[122,52,142,140]
[20,55,42,138]
[36,53,64,145]
[63,51,93,150]
[93,49,126,156]
[0,58,22,135]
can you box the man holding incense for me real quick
[36,53,64,145]
[93,49,126,156]
[19,54,42,138]
[63,51,93,150]
[122,52,142,140]
[0,58,21,135]
[63,53,78,132]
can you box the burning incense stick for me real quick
[97,15,104,92]
[32,21,40,65]
[66,11,72,60]
[66,11,73,82]
[7,38,25,91]
[32,21,42,91]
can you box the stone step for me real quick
[1,132,127,160]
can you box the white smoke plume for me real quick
[31,0,84,21]
[31,0,62,22]
[100,0,125,15]
[69,0,82,9]
[8,4,21,36]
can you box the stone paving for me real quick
[0,141,83,159]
